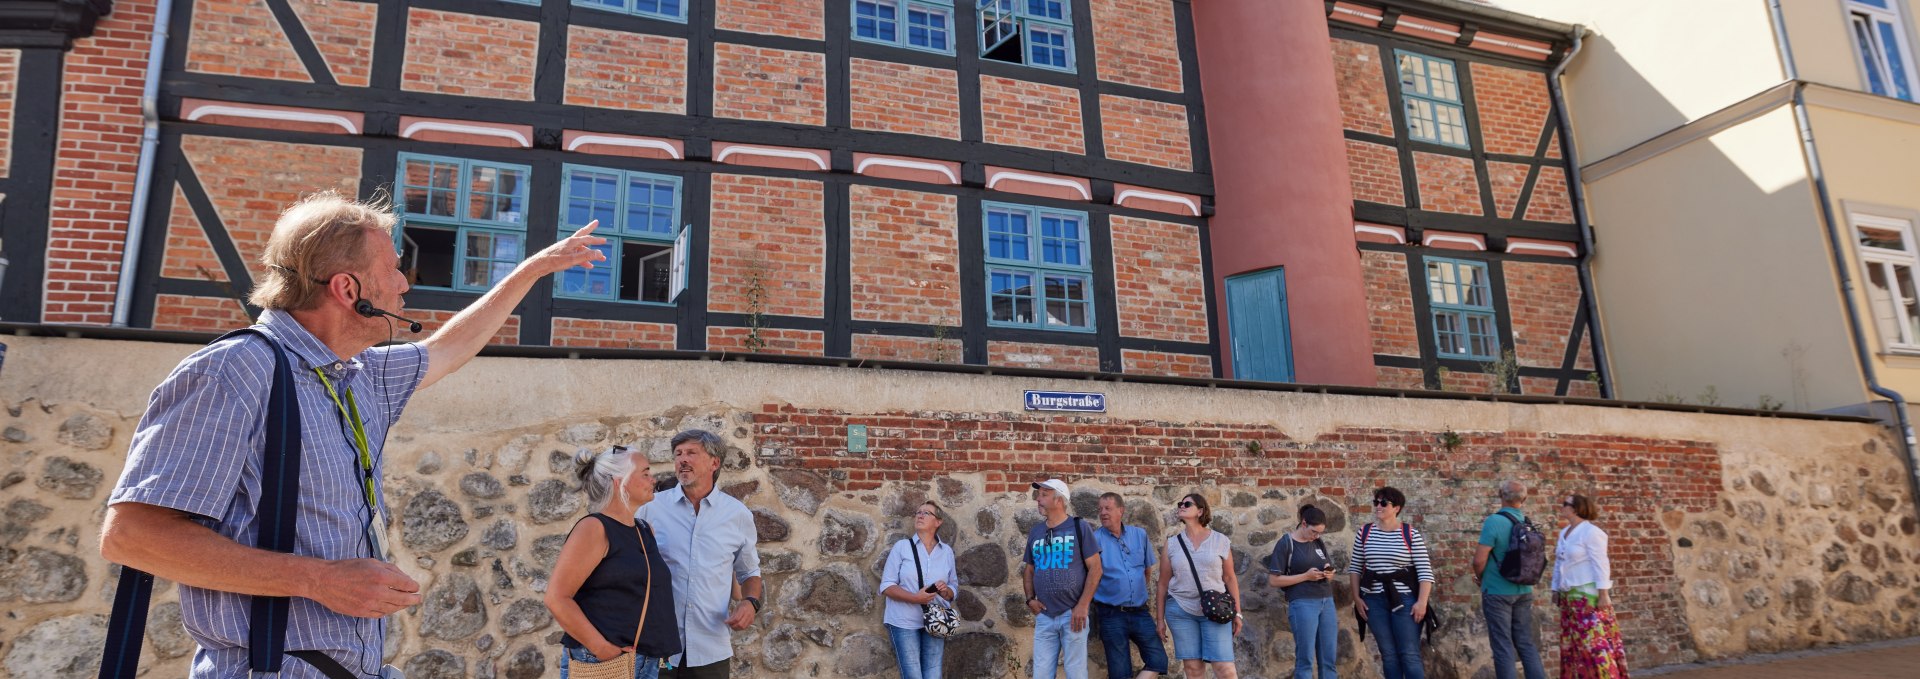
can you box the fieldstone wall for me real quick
[2,335,1918,679]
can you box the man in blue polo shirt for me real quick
[1091,492,1167,679]
[1474,480,1547,679]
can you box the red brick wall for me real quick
[290,0,377,87]
[0,49,16,177]
[850,59,960,140]
[1522,166,1575,224]
[565,27,687,114]
[1362,251,1418,357]
[1521,376,1557,396]
[1099,94,1192,170]
[1111,216,1208,343]
[708,327,825,355]
[1443,370,1499,394]
[1414,151,1482,216]
[987,341,1101,371]
[407,309,520,344]
[1090,0,1183,92]
[1121,349,1212,378]
[159,185,226,282]
[1376,365,1425,389]
[850,334,964,364]
[550,317,677,350]
[1505,261,1582,369]
[1469,62,1551,157]
[1346,140,1405,206]
[1567,378,1601,398]
[708,174,825,317]
[1488,161,1528,220]
[402,9,537,101]
[980,75,1084,155]
[713,43,826,126]
[185,0,312,82]
[152,294,254,331]
[1332,38,1392,136]
[754,406,1720,667]
[180,136,363,282]
[716,0,823,40]
[849,185,959,325]
[44,0,155,324]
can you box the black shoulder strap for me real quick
[100,328,306,679]
[1176,533,1205,588]
[908,537,926,590]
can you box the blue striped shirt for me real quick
[109,309,428,678]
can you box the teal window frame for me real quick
[1425,256,1498,360]
[572,0,687,24]
[983,201,1094,332]
[977,0,1075,73]
[555,164,683,304]
[1396,50,1469,148]
[854,0,956,55]
[395,153,533,294]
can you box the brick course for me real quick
[1090,0,1183,92]
[713,43,826,126]
[1332,38,1392,136]
[1414,151,1482,216]
[402,9,537,100]
[987,341,1101,372]
[1362,250,1418,357]
[185,0,312,82]
[1505,261,1582,369]
[708,174,826,318]
[159,184,226,282]
[1099,95,1192,170]
[708,327,825,356]
[1376,365,1426,390]
[1121,349,1212,378]
[152,294,254,332]
[850,59,960,140]
[180,136,363,282]
[716,0,823,40]
[290,0,378,87]
[849,185,960,325]
[565,27,687,114]
[1521,166,1575,224]
[550,317,677,350]
[1470,62,1552,157]
[850,334,964,364]
[981,75,1084,155]
[1111,216,1208,343]
[1346,140,1404,206]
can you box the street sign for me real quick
[1023,390,1106,413]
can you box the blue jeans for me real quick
[1361,593,1424,679]
[1032,611,1089,679]
[560,645,662,679]
[887,623,947,679]
[1162,600,1234,663]
[1481,593,1546,679]
[1094,604,1169,679]
[1286,597,1338,679]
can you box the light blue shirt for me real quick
[108,309,427,678]
[878,537,958,629]
[1092,524,1155,607]
[636,486,762,668]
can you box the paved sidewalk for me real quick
[1644,636,1920,678]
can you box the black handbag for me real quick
[1176,533,1237,624]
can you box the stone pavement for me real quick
[1645,636,1920,678]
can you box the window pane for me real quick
[403,159,460,218]
[1029,25,1069,68]
[1398,54,1427,96]
[1857,16,1890,96]
[1869,261,1906,344]
[1878,19,1913,100]
[1899,264,1920,344]
[1860,223,1909,251]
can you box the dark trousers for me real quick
[662,660,729,679]
[1093,602,1169,679]
[1482,593,1547,679]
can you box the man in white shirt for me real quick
[637,430,763,679]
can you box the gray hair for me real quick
[670,429,726,483]
[574,447,637,513]
[1498,480,1527,504]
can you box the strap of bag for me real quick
[909,537,928,600]
[100,328,305,679]
[1176,533,1206,591]
[632,521,654,650]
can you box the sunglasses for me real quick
[1371,499,1394,507]
[1177,500,1195,508]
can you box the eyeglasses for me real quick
[1177,500,1195,508]
[1371,499,1393,507]
[914,511,937,517]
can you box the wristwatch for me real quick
[743,596,761,612]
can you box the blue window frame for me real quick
[395,153,532,293]
[573,0,686,23]
[855,0,953,54]
[978,0,1074,72]
[557,165,683,304]
[984,202,1092,331]
[1425,257,1498,360]
[1396,50,1469,148]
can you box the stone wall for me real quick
[2,335,1918,679]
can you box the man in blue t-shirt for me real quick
[1090,492,1167,679]
[1474,480,1546,679]
[1024,479,1104,679]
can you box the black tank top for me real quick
[562,514,682,659]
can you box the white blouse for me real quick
[1551,520,1613,592]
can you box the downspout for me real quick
[112,0,177,327]
[1767,0,1920,521]
[1545,27,1614,398]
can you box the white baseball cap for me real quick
[1031,479,1070,496]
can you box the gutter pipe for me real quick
[112,0,175,327]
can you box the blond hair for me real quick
[248,192,396,311]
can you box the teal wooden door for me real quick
[1225,268,1294,382]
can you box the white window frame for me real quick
[1847,0,1919,101]
[1854,210,1920,354]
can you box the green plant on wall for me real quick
[743,257,768,354]
[1480,349,1520,394]
[931,316,958,364]
[1434,366,1453,392]
[1438,428,1464,453]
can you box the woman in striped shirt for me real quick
[1345,486,1434,679]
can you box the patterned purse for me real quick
[909,537,958,638]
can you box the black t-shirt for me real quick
[563,514,683,659]
[1266,533,1335,600]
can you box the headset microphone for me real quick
[353,299,424,334]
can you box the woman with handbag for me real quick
[879,501,960,679]
[545,447,682,679]
[1155,493,1242,679]
[1345,486,1433,679]
[1552,494,1627,679]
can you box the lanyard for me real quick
[312,368,388,559]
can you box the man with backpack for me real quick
[1473,480,1548,679]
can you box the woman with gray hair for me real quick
[545,446,682,678]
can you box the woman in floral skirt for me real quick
[1551,494,1627,679]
